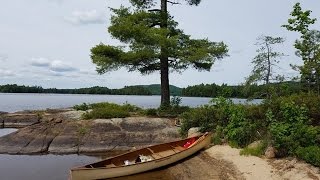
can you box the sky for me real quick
[0,0,319,89]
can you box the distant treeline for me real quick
[0,84,152,95]
[0,82,302,98]
[181,82,302,98]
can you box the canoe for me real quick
[70,132,211,180]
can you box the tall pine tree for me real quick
[91,0,228,106]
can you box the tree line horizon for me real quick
[0,81,303,98]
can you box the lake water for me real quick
[0,129,101,180]
[0,93,261,112]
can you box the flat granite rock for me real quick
[0,113,40,128]
[0,111,180,154]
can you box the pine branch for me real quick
[148,9,161,12]
[167,0,181,5]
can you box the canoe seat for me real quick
[171,145,185,152]
[150,153,163,159]
[106,163,117,168]
[156,149,176,157]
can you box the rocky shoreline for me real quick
[0,109,180,154]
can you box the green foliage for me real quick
[91,0,228,106]
[268,101,318,156]
[246,35,285,88]
[283,3,320,92]
[157,97,190,117]
[240,141,268,157]
[212,125,224,145]
[265,93,320,125]
[82,102,141,119]
[282,3,316,34]
[296,146,320,167]
[140,84,182,96]
[144,108,158,116]
[224,104,257,147]
[83,108,130,119]
[179,105,216,136]
[73,103,89,111]
[181,81,303,98]
[180,97,259,147]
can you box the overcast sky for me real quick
[0,0,319,88]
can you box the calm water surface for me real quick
[0,130,100,180]
[0,93,260,112]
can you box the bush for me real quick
[144,108,158,116]
[73,103,89,111]
[82,102,138,119]
[296,146,320,167]
[268,101,319,156]
[224,105,257,147]
[158,105,190,117]
[83,107,130,119]
[179,105,216,136]
[212,125,224,145]
[265,93,320,125]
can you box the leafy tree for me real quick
[90,0,228,106]
[282,3,320,93]
[247,35,285,85]
[246,35,285,98]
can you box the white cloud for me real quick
[64,10,105,25]
[0,69,15,77]
[30,57,51,67]
[29,58,78,72]
[0,54,8,62]
[79,69,98,76]
[50,60,77,72]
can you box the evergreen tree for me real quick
[90,0,228,106]
[283,3,320,93]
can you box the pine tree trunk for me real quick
[160,0,170,106]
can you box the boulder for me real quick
[188,127,201,137]
[248,140,263,149]
[265,146,276,159]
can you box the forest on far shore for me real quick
[0,81,302,99]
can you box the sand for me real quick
[206,145,320,180]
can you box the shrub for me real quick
[268,101,318,156]
[144,108,158,116]
[73,103,89,111]
[179,105,216,136]
[212,125,224,145]
[225,105,257,147]
[265,93,320,125]
[296,146,320,167]
[82,102,137,119]
[83,108,130,119]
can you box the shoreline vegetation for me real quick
[0,81,303,98]
[73,94,319,168]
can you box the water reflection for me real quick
[0,128,17,137]
[0,154,99,180]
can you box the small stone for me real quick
[188,127,201,137]
[54,118,62,123]
[248,140,262,149]
[265,146,276,159]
